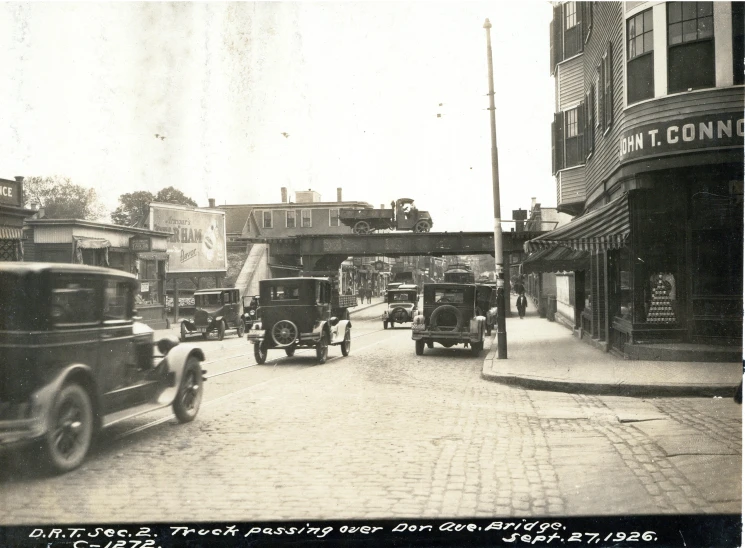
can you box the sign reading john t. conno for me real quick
[149,203,226,273]
[619,111,744,164]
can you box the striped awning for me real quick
[522,246,590,274]
[524,192,630,253]
[0,226,24,240]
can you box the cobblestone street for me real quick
[0,303,741,525]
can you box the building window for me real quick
[585,85,595,158]
[667,2,715,93]
[563,2,583,58]
[262,210,272,229]
[329,208,339,227]
[286,210,296,228]
[564,105,584,168]
[627,9,655,104]
[599,42,613,131]
[301,209,312,228]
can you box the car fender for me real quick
[330,319,351,345]
[156,344,206,406]
[31,363,99,437]
[470,316,486,336]
[214,316,225,325]
[382,310,389,320]
[181,319,196,331]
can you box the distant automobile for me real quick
[181,287,244,341]
[383,285,419,329]
[0,263,206,473]
[411,283,487,356]
[246,277,352,365]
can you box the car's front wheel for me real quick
[180,322,188,342]
[173,357,203,423]
[341,326,351,356]
[254,341,268,364]
[43,383,94,474]
[316,332,329,364]
[237,320,245,338]
[415,339,425,355]
[217,321,226,341]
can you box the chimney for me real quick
[337,187,342,202]
[380,204,384,209]
[281,187,288,203]
[530,197,537,212]
[208,198,216,208]
[15,176,24,206]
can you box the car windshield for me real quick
[270,284,300,301]
[390,291,417,303]
[196,293,221,307]
[434,288,465,304]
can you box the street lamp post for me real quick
[484,18,507,359]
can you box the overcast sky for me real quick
[0,1,554,232]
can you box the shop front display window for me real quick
[617,248,632,321]
[137,259,163,305]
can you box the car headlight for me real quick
[249,310,255,316]
[207,316,214,323]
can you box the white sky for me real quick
[0,1,555,232]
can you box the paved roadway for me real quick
[0,302,741,524]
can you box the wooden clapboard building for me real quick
[530,1,743,359]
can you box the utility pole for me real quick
[484,18,507,359]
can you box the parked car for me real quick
[0,263,206,474]
[246,277,352,364]
[411,283,487,356]
[383,285,419,329]
[180,287,244,341]
[242,294,260,325]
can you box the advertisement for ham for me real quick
[149,203,227,273]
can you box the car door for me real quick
[100,277,152,413]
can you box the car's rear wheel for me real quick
[414,220,431,232]
[485,323,492,336]
[341,326,351,356]
[415,339,425,355]
[383,321,388,329]
[173,357,203,423]
[237,320,245,338]
[354,220,371,234]
[217,321,226,341]
[254,341,268,364]
[426,341,434,348]
[316,332,329,364]
[470,340,484,356]
[43,383,94,474]
[284,346,296,357]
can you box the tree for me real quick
[23,176,106,220]
[111,187,198,226]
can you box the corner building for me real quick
[531,2,743,356]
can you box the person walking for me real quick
[513,276,525,296]
[516,291,528,319]
[366,287,372,304]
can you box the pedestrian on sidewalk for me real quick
[513,276,525,296]
[516,290,528,319]
[365,287,372,304]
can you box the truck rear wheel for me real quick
[415,340,425,355]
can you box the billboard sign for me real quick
[0,178,21,207]
[149,203,227,274]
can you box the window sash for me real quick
[301,209,312,228]
[286,210,296,228]
[262,211,273,228]
[329,208,339,227]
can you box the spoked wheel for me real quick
[43,383,94,474]
[415,339,425,355]
[284,346,296,357]
[237,320,245,338]
[254,341,268,364]
[272,320,298,347]
[354,221,371,234]
[217,321,226,341]
[173,357,204,423]
[316,332,329,364]
[341,326,351,356]
[414,220,431,232]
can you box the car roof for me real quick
[424,282,475,288]
[398,284,418,289]
[0,262,137,280]
[260,277,328,283]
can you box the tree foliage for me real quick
[23,176,106,220]
[111,186,198,226]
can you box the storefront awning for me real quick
[74,237,111,249]
[522,246,590,274]
[0,227,24,240]
[524,193,630,253]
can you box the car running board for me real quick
[102,402,173,428]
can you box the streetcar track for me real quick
[115,332,391,440]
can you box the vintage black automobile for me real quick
[411,283,486,356]
[382,284,419,329]
[246,277,352,364]
[0,263,206,474]
[180,287,244,341]
[242,294,260,325]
